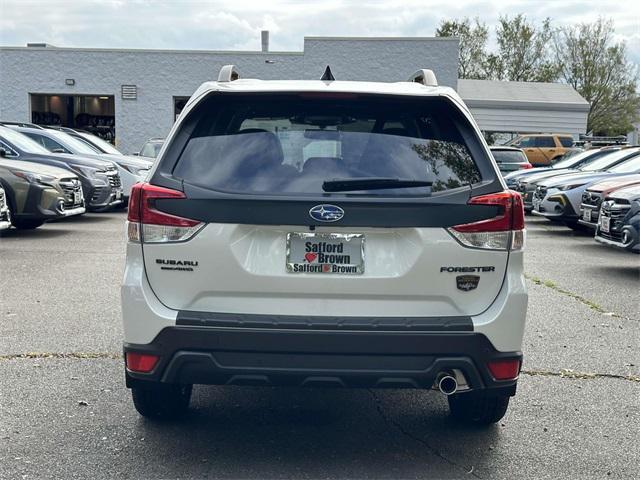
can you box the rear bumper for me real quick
[124,325,521,394]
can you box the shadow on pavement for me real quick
[124,386,496,478]
[0,227,70,239]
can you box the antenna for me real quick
[321,65,335,81]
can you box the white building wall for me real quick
[0,37,459,153]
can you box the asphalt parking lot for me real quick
[1,213,638,479]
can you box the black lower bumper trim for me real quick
[124,327,520,394]
[177,310,473,332]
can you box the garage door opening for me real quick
[30,94,116,143]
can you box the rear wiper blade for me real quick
[322,177,433,192]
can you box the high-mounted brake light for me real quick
[127,183,203,243]
[448,191,525,251]
[519,163,533,170]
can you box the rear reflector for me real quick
[487,359,521,381]
[125,352,159,373]
[127,183,203,243]
[448,191,525,251]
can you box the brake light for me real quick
[520,163,533,169]
[127,183,203,243]
[487,359,521,381]
[125,352,159,373]
[448,191,525,250]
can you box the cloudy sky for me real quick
[1,0,638,64]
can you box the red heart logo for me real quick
[323,264,331,272]
[305,253,317,263]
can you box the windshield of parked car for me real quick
[581,149,639,172]
[0,126,51,154]
[140,141,163,158]
[491,150,527,163]
[47,130,102,155]
[173,94,483,197]
[552,149,599,169]
[78,132,121,155]
[608,154,640,173]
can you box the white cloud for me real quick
[0,0,638,63]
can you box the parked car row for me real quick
[0,122,153,232]
[504,146,640,253]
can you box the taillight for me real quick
[448,191,525,251]
[125,352,159,373]
[487,359,521,381]
[519,163,533,169]
[127,183,203,243]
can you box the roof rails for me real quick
[407,69,438,87]
[0,121,45,129]
[218,65,240,82]
[214,64,440,87]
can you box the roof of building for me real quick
[458,79,590,112]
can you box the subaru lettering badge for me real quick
[309,204,344,222]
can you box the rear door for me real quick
[535,136,557,165]
[142,92,512,319]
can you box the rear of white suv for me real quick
[122,68,527,424]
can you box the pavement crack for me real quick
[525,274,626,319]
[367,389,482,479]
[0,352,122,360]
[522,368,640,383]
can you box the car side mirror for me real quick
[51,148,66,153]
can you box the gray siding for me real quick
[467,106,589,137]
[0,37,458,153]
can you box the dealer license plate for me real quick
[600,215,610,233]
[286,233,364,275]
[532,198,541,211]
[582,208,592,222]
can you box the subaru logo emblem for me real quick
[309,204,344,222]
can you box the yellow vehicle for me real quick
[507,134,574,166]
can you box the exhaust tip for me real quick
[438,374,458,395]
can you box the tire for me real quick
[131,384,192,419]
[448,391,510,425]
[12,219,44,230]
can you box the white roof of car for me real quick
[188,69,467,112]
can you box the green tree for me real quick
[486,14,558,82]
[554,18,640,135]
[436,17,489,79]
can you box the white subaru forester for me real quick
[122,66,527,424]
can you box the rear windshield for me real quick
[172,94,483,197]
[491,150,526,163]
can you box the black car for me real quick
[595,184,640,253]
[0,125,122,211]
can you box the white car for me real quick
[0,186,11,230]
[531,148,640,229]
[121,66,528,424]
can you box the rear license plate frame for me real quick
[286,232,365,275]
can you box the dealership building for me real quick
[0,32,589,153]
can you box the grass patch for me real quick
[525,274,620,317]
